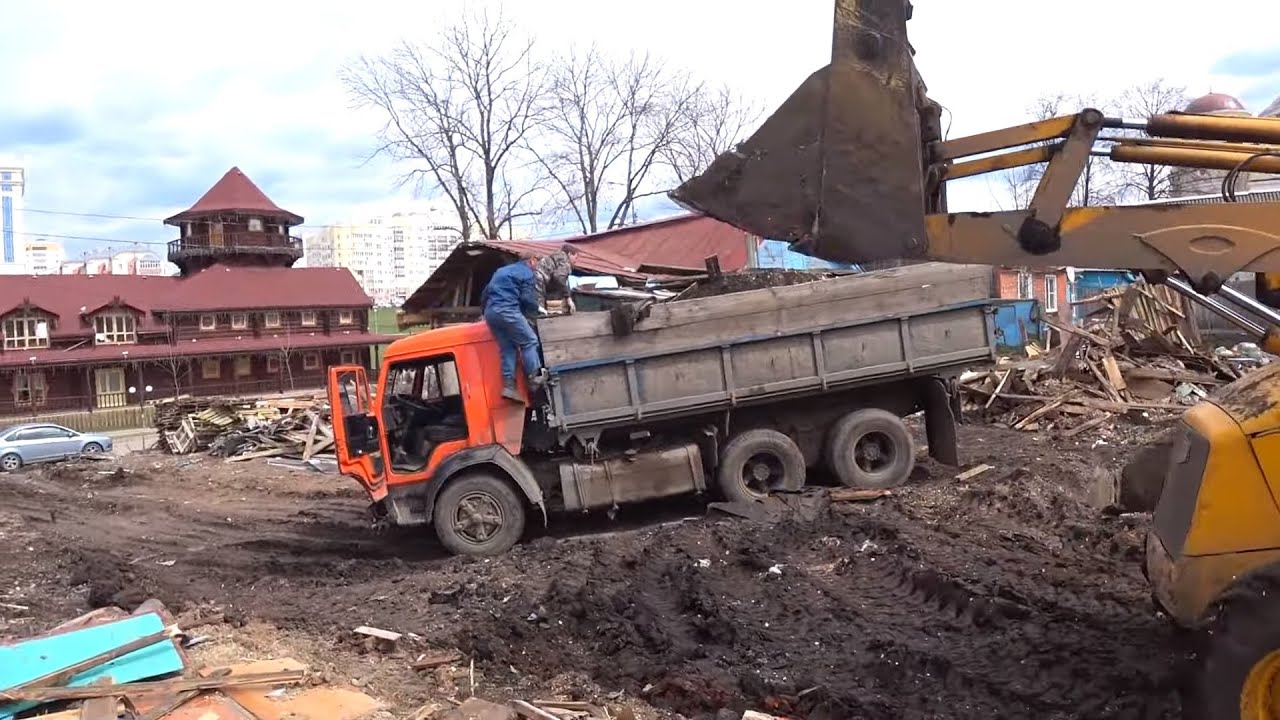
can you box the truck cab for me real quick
[329,321,548,556]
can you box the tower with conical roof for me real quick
[164,167,304,276]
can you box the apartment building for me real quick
[304,207,463,306]
[0,162,26,275]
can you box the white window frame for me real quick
[2,313,50,350]
[248,217,264,232]
[1017,271,1033,300]
[230,312,248,330]
[302,352,321,370]
[300,310,318,327]
[337,309,354,326]
[93,311,137,345]
[340,350,357,365]
[266,355,281,373]
[234,355,252,377]
[1044,275,1059,312]
[201,358,221,379]
[263,311,281,328]
[199,314,217,331]
[13,371,47,407]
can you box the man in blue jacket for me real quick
[482,252,546,402]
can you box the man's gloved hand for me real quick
[537,304,549,316]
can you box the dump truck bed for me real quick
[535,262,997,433]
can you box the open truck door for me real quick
[327,366,388,502]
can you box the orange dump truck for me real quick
[327,262,999,556]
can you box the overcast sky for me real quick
[4,0,1280,261]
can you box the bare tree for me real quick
[1114,79,1190,201]
[532,47,705,234]
[274,328,297,392]
[1001,92,1119,209]
[662,83,760,185]
[342,6,547,240]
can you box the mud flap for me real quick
[924,376,959,466]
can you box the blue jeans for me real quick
[484,306,542,386]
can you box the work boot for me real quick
[500,383,524,403]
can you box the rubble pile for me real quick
[151,395,334,461]
[961,280,1247,437]
[0,600,382,720]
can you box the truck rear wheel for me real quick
[432,473,526,557]
[1187,564,1280,720]
[716,428,806,503]
[825,409,915,489]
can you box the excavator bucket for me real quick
[670,0,940,264]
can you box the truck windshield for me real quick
[382,354,468,474]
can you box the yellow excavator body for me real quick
[1147,364,1280,625]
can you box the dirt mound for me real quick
[677,269,836,300]
[0,426,1184,718]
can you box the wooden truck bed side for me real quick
[535,263,997,432]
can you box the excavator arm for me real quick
[670,0,1280,347]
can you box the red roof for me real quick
[164,167,304,225]
[477,239,659,282]
[0,265,374,341]
[0,332,397,369]
[563,213,757,272]
[1184,93,1247,115]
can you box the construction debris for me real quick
[962,280,1243,437]
[0,601,380,720]
[151,396,334,462]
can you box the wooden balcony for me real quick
[168,231,303,271]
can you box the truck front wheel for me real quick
[825,409,915,489]
[432,473,527,557]
[1187,564,1280,720]
[716,428,806,503]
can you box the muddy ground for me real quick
[0,421,1186,719]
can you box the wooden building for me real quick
[0,168,398,415]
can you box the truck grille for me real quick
[1152,421,1210,558]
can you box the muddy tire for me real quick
[1186,563,1280,719]
[82,443,104,455]
[716,428,806,503]
[0,453,20,472]
[432,473,526,557]
[825,409,915,490]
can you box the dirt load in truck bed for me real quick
[0,423,1182,719]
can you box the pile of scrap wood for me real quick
[961,279,1241,436]
[152,396,334,462]
[0,600,382,720]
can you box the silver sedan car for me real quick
[0,423,114,472]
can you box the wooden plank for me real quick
[1013,391,1076,430]
[1063,414,1112,438]
[541,266,992,366]
[15,627,176,691]
[984,370,1011,409]
[0,613,184,719]
[0,671,305,703]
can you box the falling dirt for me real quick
[0,423,1185,719]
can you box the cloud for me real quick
[1212,46,1280,77]
[6,0,1280,271]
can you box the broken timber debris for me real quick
[961,279,1242,437]
[0,600,381,720]
[151,395,335,462]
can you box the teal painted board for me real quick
[0,612,184,719]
